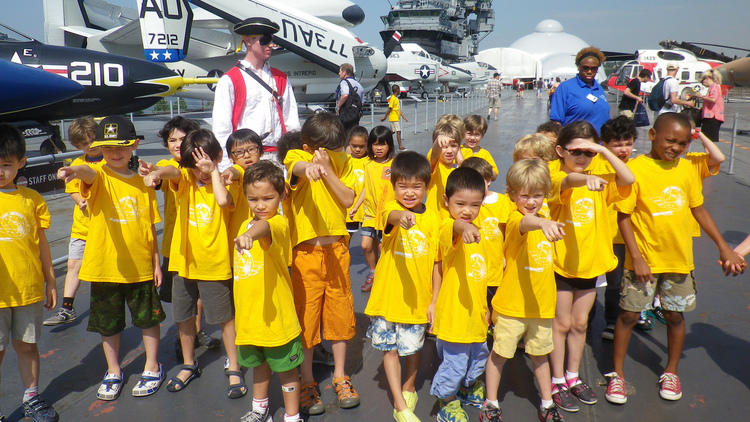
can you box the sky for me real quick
[6,0,749,59]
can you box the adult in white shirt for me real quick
[212,17,300,170]
[658,63,695,115]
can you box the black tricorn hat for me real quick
[233,17,280,36]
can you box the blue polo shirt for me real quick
[549,75,610,133]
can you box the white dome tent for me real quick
[477,19,606,84]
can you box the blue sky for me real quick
[7,0,749,59]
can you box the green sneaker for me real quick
[437,399,468,422]
[457,380,486,408]
[402,390,418,411]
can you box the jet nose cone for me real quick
[0,61,84,114]
[342,5,365,27]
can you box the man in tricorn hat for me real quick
[212,17,300,170]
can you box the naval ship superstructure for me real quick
[380,0,494,63]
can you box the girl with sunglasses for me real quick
[546,121,635,413]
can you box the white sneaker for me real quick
[97,373,123,401]
[132,363,164,397]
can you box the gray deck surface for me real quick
[3,91,750,421]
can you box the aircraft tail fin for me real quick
[43,0,89,46]
[137,0,193,63]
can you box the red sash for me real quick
[226,66,288,134]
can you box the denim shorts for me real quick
[360,227,383,242]
[366,316,426,356]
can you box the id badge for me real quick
[586,93,598,103]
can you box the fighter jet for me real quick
[451,60,497,88]
[44,0,386,104]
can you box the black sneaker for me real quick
[23,396,58,422]
[551,383,579,412]
[42,308,77,326]
[538,404,564,422]
[601,324,615,341]
[195,330,220,349]
[648,307,666,325]
[479,401,503,421]
[636,312,654,331]
[567,378,598,405]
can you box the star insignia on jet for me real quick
[163,50,172,60]
[417,65,432,80]
[149,50,160,61]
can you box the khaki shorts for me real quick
[491,312,552,358]
[389,120,401,133]
[0,302,43,350]
[68,237,86,260]
[619,270,697,313]
[488,96,501,108]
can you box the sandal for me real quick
[166,364,201,392]
[226,370,248,399]
[360,272,375,292]
[132,363,165,397]
[97,372,123,401]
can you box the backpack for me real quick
[339,78,362,124]
[647,76,670,111]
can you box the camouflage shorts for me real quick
[88,281,166,337]
[619,270,697,313]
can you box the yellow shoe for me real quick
[393,408,421,422]
[402,390,418,411]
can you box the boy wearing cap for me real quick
[58,115,165,401]
[212,16,300,170]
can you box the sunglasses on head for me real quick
[259,34,273,45]
[564,147,597,158]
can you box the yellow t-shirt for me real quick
[347,156,369,224]
[549,168,631,278]
[67,155,105,240]
[80,166,161,283]
[585,155,625,245]
[364,201,441,324]
[615,155,703,273]
[427,161,456,220]
[228,164,252,250]
[685,152,718,237]
[0,187,50,307]
[233,214,300,347]
[388,95,400,122]
[479,191,510,287]
[461,146,499,176]
[492,210,556,319]
[433,218,490,343]
[362,158,394,230]
[168,168,242,280]
[284,149,355,246]
[156,158,180,257]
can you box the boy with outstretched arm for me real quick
[364,151,440,422]
[605,112,745,405]
[57,116,165,401]
[481,159,567,422]
[233,161,303,422]
[431,167,492,422]
[283,112,360,415]
[0,124,58,421]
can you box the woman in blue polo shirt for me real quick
[550,47,610,133]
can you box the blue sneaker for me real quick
[437,399,468,422]
[457,380,485,408]
[647,307,666,325]
[23,396,58,422]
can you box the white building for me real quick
[477,19,606,84]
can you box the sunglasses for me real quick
[259,34,273,46]
[564,147,597,158]
[580,65,599,72]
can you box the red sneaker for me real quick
[658,372,682,401]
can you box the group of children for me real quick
[0,104,745,422]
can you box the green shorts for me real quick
[88,281,166,337]
[238,336,303,373]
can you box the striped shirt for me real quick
[486,78,502,98]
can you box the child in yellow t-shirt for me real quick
[513,133,557,162]
[536,120,563,145]
[283,112,359,415]
[460,115,498,179]
[233,161,303,422]
[57,116,165,401]
[143,129,245,398]
[381,84,408,150]
[460,157,510,318]
[547,121,634,412]
[427,121,464,219]
[364,151,439,421]
[223,128,264,249]
[344,126,369,234]
[430,168,491,421]
[482,159,565,422]
[0,124,58,419]
[44,118,102,327]
[351,126,394,292]
[606,112,745,405]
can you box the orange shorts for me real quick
[292,239,356,348]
